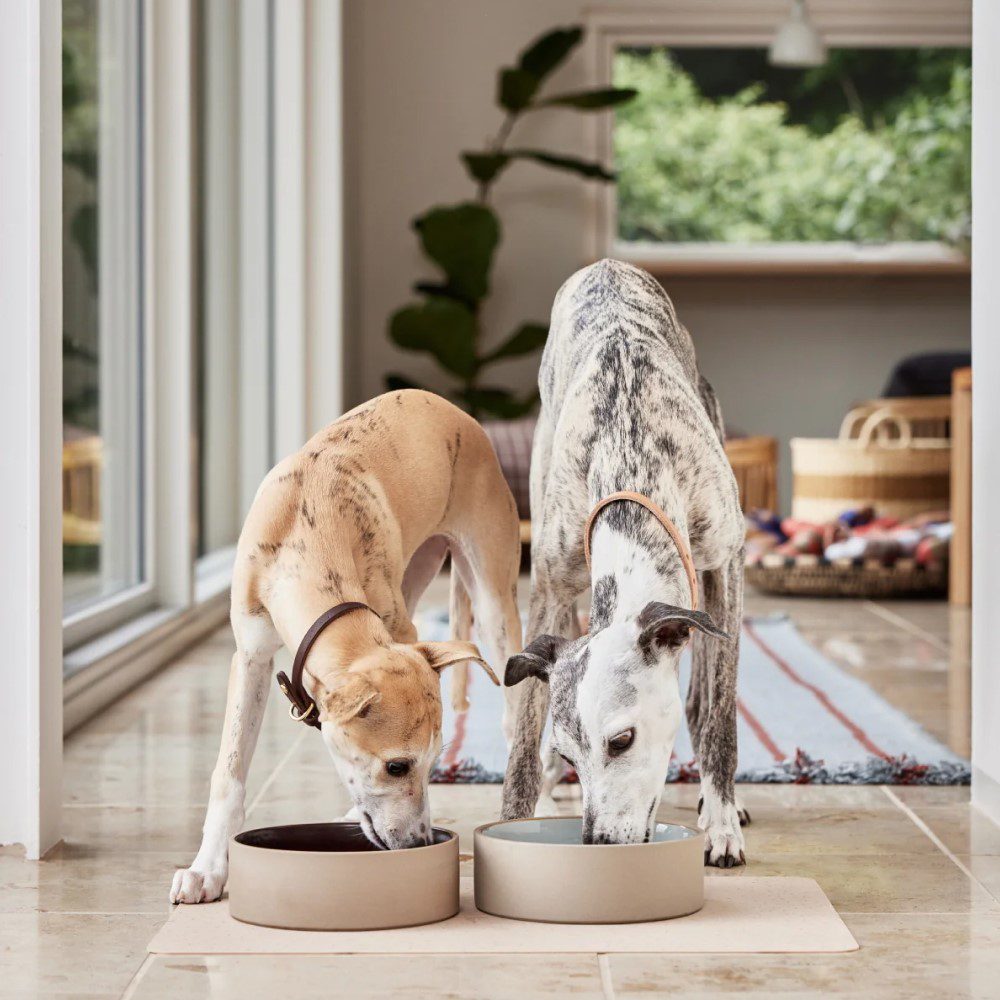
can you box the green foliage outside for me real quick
[385,26,636,420]
[614,48,971,248]
[63,1,101,433]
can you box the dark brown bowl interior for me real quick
[234,822,452,853]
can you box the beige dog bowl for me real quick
[474,817,703,924]
[228,822,459,930]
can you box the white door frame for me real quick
[0,0,64,858]
[971,0,1000,827]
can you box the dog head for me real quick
[318,640,498,850]
[504,602,726,844]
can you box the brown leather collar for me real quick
[583,490,699,611]
[276,602,381,729]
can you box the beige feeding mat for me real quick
[149,877,858,955]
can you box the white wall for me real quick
[971,0,1000,826]
[343,0,970,507]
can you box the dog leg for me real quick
[450,522,522,738]
[693,552,747,867]
[500,582,576,821]
[686,570,709,760]
[170,618,280,903]
[402,535,450,617]
[448,563,474,712]
[537,600,582,806]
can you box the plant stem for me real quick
[468,110,522,408]
[477,111,519,205]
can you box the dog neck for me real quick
[588,517,692,629]
[301,611,393,691]
[266,579,394,690]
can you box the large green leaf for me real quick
[483,323,547,364]
[389,299,478,378]
[413,203,500,301]
[507,149,615,181]
[459,387,540,419]
[498,68,539,112]
[384,373,429,393]
[518,26,583,81]
[412,280,478,308]
[536,87,638,111]
[461,152,511,186]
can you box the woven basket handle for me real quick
[838,406,873,441]
[857,409,913,449]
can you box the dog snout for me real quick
[582,812,645,845]
[364,811,432,850]
[386,827,432,850]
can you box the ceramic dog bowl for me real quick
[228,822,459,930]
[474,817,703,924]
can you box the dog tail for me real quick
[449,560,473,713]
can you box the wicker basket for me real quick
[791,410,950,523]
[746,556,947,598]
[840,396,952,442]
[725,435,778,513]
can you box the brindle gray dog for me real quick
[501,259,749,867]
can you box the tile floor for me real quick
[3,585,994,999]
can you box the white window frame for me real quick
[1,0,64,858]
[585,0,972,276]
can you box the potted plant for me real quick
[386,25,636,419]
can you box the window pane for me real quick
[195,0,274,559]
[196,0,241,557]
[62,0,144,613]
[614,47,971,246]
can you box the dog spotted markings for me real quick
[502,260,749,867]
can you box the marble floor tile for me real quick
[61,805,210,855]
[896,804,1000,856]
[608,912,1000,999]
[0,850,178,915]
[0,913,162,997]
[962,856,1000,904]
[16,582,988,999]
[718,851,998,913]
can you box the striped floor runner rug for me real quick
[416,610,969,786]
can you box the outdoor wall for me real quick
[342,0,970,509]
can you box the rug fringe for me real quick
[431,750,970,786]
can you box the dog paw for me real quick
[170,866,226,904]
[703,827,746,868]
[698,783,747,868]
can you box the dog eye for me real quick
[385,759,410,777]
[607,728,635,757]
[559,752,575,769]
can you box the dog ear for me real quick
[637,601,728,655]
[415,640,500,687]
[504,634,567,687]
[319,674,381,723]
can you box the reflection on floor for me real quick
[2,586,993,999]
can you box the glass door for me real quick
[62,0,148,640]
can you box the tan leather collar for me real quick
[583,491,699,611]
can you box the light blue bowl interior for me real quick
[481,818,696,845]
